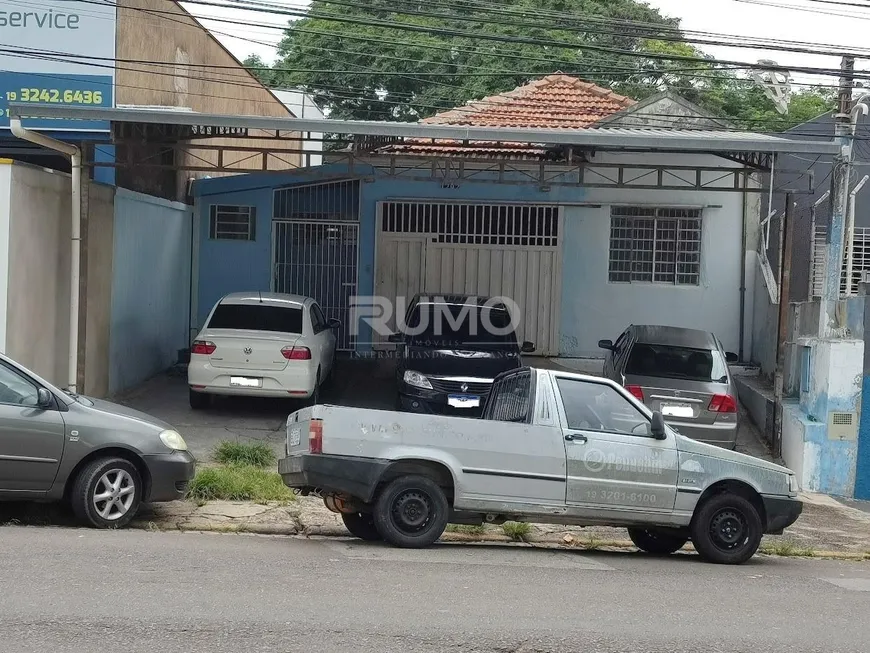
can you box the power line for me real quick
[201,0,868,61]
[3,43,841,127]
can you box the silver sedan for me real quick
[0,353,195,527]
[599,325,740,449]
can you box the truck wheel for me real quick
[341,512,382,541]
[71,457,143,529]
[189,389,210,410]
[690,493,763,565]
[628,528,688,555]
[373,475,449,548]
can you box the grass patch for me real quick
[502,521,532,541]
[213,441,276,468]
[760,541,816,557]
[583,535,603,551]
[187,465,294,502]
[446,524,486,535]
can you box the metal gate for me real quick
[272,221,359,350]
[375,201,563,355]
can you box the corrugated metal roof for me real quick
[9,103,840,155]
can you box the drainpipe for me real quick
[10,118,82,393]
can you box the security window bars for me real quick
[608,207,702,285]
[209,205,256,241]
[381,202,559,247]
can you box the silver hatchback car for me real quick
[599,325,739,449]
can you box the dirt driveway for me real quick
[116,357,774,464]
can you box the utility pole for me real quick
[820,56,856,336]
[774,196,794,459]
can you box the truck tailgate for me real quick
[285,405,319,457]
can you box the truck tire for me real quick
[690,493,763,565]
[341,512,382,541]
[627,528,688,555]
[71,457,143,529]
[373,475,449,548]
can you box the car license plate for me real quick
[448,394,481,408]
[661,404,694,418]
[289,427,301,447]
[230,376,262,388]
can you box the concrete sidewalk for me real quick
[120,491,870,559]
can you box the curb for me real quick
[128,520,870,561]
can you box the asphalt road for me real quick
[2,528,869,652]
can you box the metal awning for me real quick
[9,103,840,155]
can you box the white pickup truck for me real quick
[279,367,802,564]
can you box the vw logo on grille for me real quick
[460,383,469,393]
[243,347,253,355]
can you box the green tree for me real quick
[269,0,834,129]
[242,53,276,87]
[272,0,681,120]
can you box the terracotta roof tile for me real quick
[421,74,634,130]
[377,74,634,159]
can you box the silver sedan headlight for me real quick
[403,370,433,390]
[159,429,188,451]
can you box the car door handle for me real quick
[565,434,587,443]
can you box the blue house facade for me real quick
[191,152,750,360]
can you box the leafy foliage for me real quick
[241,0,834,131]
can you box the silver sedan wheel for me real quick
[92,469,136,521]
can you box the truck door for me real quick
[552,375,678,515]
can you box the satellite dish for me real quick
[750,59,792,115]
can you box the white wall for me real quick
[0,162,11,353]
[4,163,114,394]
[559,152,745,357]
[109,189,193,394]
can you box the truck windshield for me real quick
[626,343,728,383]
[405,303,518,348]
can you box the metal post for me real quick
[774,196,794,458]
[809,191,831,298]
[846,175,869,295]
[821,56,856,335]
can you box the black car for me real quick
[389,294,535,417]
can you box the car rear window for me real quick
[207,304,304,334]
[625,343,728,383]
[405,303,518,347]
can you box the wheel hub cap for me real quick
[93,469,136,521]
[710,509,747,550]
[391,491,432,534]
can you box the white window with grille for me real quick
[209,205,256,241]
[608,207,702,285]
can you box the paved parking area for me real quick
[117,356,773,464]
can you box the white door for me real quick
[375,201,563,354]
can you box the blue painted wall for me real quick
[192,157,745,357]
[193,163,587,343]
[856,375,870,499]
[109,189,192,394]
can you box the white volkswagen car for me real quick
[188,292,338,409]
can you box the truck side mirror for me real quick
[598,339,614,351]
[725,352,739,364]
[650,411,667,440]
